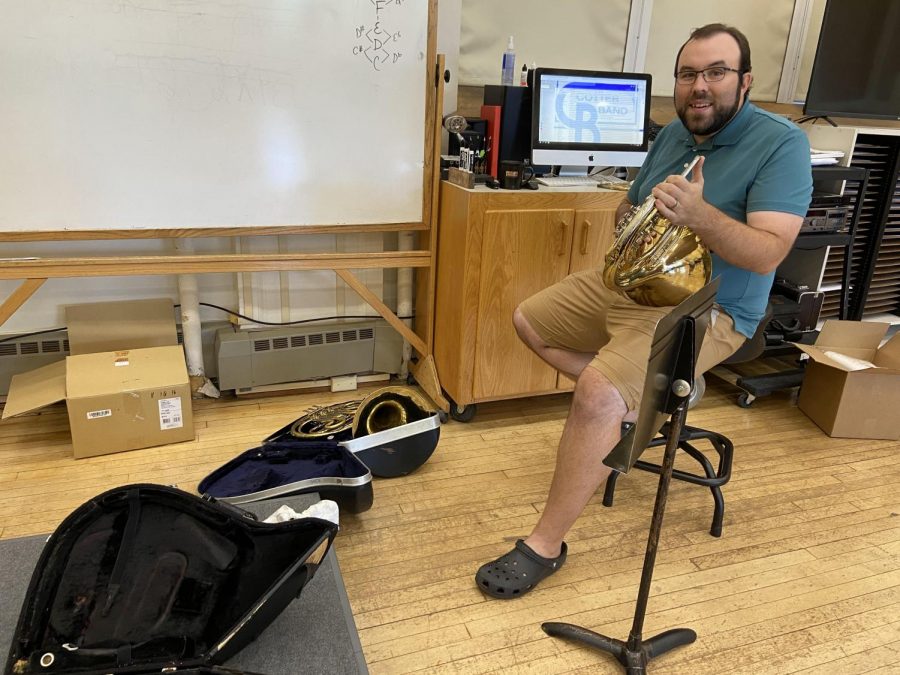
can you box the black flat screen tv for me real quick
[803,0,899,121]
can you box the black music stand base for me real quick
[541,282,719,673]
[542,624,696,672]
[542,403,696,673]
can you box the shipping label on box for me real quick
[158,396,185,430]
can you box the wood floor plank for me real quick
[2,379,899,673]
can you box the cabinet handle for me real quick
[580,220,591,255]
[557,221,567,256]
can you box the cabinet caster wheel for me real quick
[450,403,477,422]
[737,392,755,408]
[438,410,449,424]
[405,372,416,385]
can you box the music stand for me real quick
[542,279,720,673]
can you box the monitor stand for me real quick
[555,165,590,177]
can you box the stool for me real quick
[603,421,733,536]
[602,305,772,538]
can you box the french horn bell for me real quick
[602,156,711,307]
[352,386,435,437]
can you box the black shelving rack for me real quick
[842,136,900,321]
[805,164,870,320]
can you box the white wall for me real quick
[793,0,826,102]
[458,0,632,84]
[459,0,803,102]
[644,0,797,100]
[0,230,394,333]
[439,0,463,119]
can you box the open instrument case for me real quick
[196,388,442,511]
[5,484,337,675]
[197,440,374,513]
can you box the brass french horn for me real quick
[603,156,711,306]
[351,386,435,437]
[289,400,361,439]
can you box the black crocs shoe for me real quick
[475,539,567,599]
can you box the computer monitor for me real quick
[531,68,652,172]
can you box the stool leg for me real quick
[709,485,724,537]
[603,471,620,507]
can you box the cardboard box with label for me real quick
[794,320,900,440]
[2,299,194,458]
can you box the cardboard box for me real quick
[795,321,900,440]
[2,299,195,458]
[64,298,179,355]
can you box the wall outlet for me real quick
[330,374,358,392]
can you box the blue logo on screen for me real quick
[554,81,637,142]
[556,86,600,141]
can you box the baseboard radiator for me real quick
[214,321,403,393]
[0,320,401,397]
[0,334,71,396]
[0,320,208,397]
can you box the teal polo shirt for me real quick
[627,101,812,337]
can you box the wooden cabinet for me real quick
[433,182,622,408]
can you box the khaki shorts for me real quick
[519,268,747,411]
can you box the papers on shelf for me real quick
[810,147,845,166]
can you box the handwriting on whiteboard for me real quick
[352,0,405,71]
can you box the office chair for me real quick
[691,303,775,408]
[602,305,773,538]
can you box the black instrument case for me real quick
[5,484,338,675]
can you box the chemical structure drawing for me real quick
[352,0,404,71]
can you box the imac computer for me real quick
[531,67,652,174]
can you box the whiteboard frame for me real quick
[1,0,439,242]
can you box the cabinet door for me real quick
[556,207,618,391]
[569,208,618,274]
[473,209,574,400]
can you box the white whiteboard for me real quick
[0,0,429,232]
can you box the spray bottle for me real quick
[500,36,516,86]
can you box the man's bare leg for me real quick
[523,366,626,558]
[475,309,636,597]
[512,308,634,559]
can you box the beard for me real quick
[677,87,742,137]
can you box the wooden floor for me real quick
[2,378,899,674]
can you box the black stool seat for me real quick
[604,421,734,537]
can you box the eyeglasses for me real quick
[675,66,742,85]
